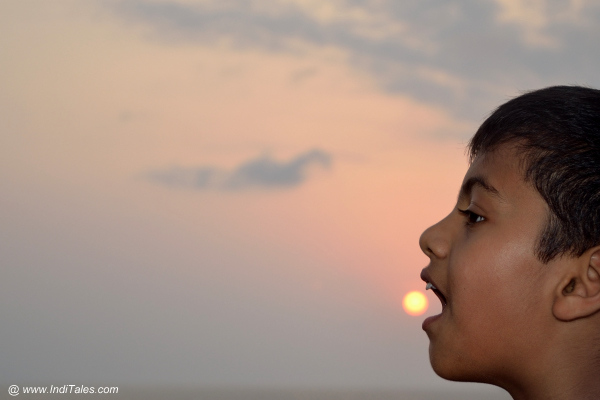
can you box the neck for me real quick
[502,330,600,400]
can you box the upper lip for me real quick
[420,268,448,307]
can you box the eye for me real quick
[457,208,485,225]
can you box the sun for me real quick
[402,291,428,316]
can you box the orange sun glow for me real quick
[402,291,428,316]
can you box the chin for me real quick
[431,363,491,384]
[429,345,491,384]
[430,356,462,381]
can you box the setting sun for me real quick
[402,291,428,316]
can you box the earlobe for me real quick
[552,249,600,322]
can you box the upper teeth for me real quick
[426,282,436,291]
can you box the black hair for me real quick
[469,85,600,263]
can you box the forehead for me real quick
[461,144,531,202]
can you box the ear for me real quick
[552,247,600,321]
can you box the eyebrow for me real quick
[458,175,504,202]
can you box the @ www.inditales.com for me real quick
[7,385,118,396]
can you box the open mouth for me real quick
[426,282,447,307]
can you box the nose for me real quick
[419,217,450,260]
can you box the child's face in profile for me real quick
[419,144,555,383]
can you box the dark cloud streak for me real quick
[146,149,332,191]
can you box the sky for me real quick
[1,0,599,396]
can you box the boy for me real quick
[419,86,600,400]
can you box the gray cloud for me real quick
[113,0,600,122]
[146,149,332,190]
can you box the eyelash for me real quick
[457,208,485,226]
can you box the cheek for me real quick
[451,233,538,322]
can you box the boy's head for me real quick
[419,86,600,399]
[470,85,600,263]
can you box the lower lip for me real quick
[422,313,442,331]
